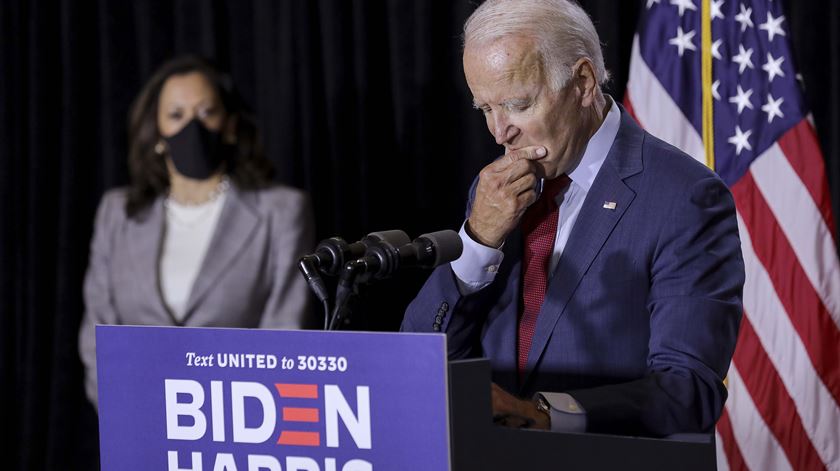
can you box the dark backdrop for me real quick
[1,1,837,469]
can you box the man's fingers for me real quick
[479,158,539,193]
[502,158,540,185]
[516,186,539,209]
[487,145,547,173]
[507,172,538,198]
[506,145,547,163]
[490,383,536,429]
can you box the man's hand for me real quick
[491,383,550,430]
[467,146,547,248]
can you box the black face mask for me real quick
[164,118,227,180]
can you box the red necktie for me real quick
[518,175,570,378]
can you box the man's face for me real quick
[464,36,588,179]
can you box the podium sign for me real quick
[96,326,449,471]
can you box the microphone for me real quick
[328,230,462,330]
[298,230,410,303]
[355,229,464,283]
[327,230,464,330]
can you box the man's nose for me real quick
[492,114,518,145]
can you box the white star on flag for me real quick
[734,4,754,32]
[762,52,785,82]
[732,44,754,73]
[711,0,725,20]
[728,84,754,114]
[668,26,697,56]
[761,94,785,123]
[711,39,723,60]
[711,80,721,100]
[727,125,753,155]
[670,0,697,16]
[646,0,661,8]
[759,11,786,41]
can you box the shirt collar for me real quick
[567,96,620,192]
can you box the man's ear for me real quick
[572,57,598,108]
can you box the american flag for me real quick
[624,0,840,469]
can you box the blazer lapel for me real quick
[522,108,645,389]
[125,198,169,319]
[181,186,260,322]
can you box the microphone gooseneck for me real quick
[299,229,462,331]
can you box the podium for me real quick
[448,359,717,471]
[95,326,716,471]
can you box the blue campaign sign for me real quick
[96,326,450,471]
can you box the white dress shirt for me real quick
[450,98,621,432]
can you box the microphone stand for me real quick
[327,259,366,330]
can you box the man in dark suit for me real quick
[402,0,744,436]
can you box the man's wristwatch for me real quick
[535,394,551,419]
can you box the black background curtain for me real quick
[1,1,837,469]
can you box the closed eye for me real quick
[472,102,492,114]
[503,99,532,112]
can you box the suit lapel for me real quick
[125,198,169,319]
[181,186,260,322]
[521,108,645,389]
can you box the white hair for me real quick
[463,0,609,90]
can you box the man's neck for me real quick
[561,92,611,178]
[588,92,610,136]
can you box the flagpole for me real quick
[701,0,715,170]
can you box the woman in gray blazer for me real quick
[79,56,315,408]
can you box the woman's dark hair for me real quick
[125,55,274,218]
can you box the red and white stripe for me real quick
[626,34,840,471]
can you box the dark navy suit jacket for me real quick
[402,106,744,437]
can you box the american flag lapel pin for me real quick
[603,201,617,210]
